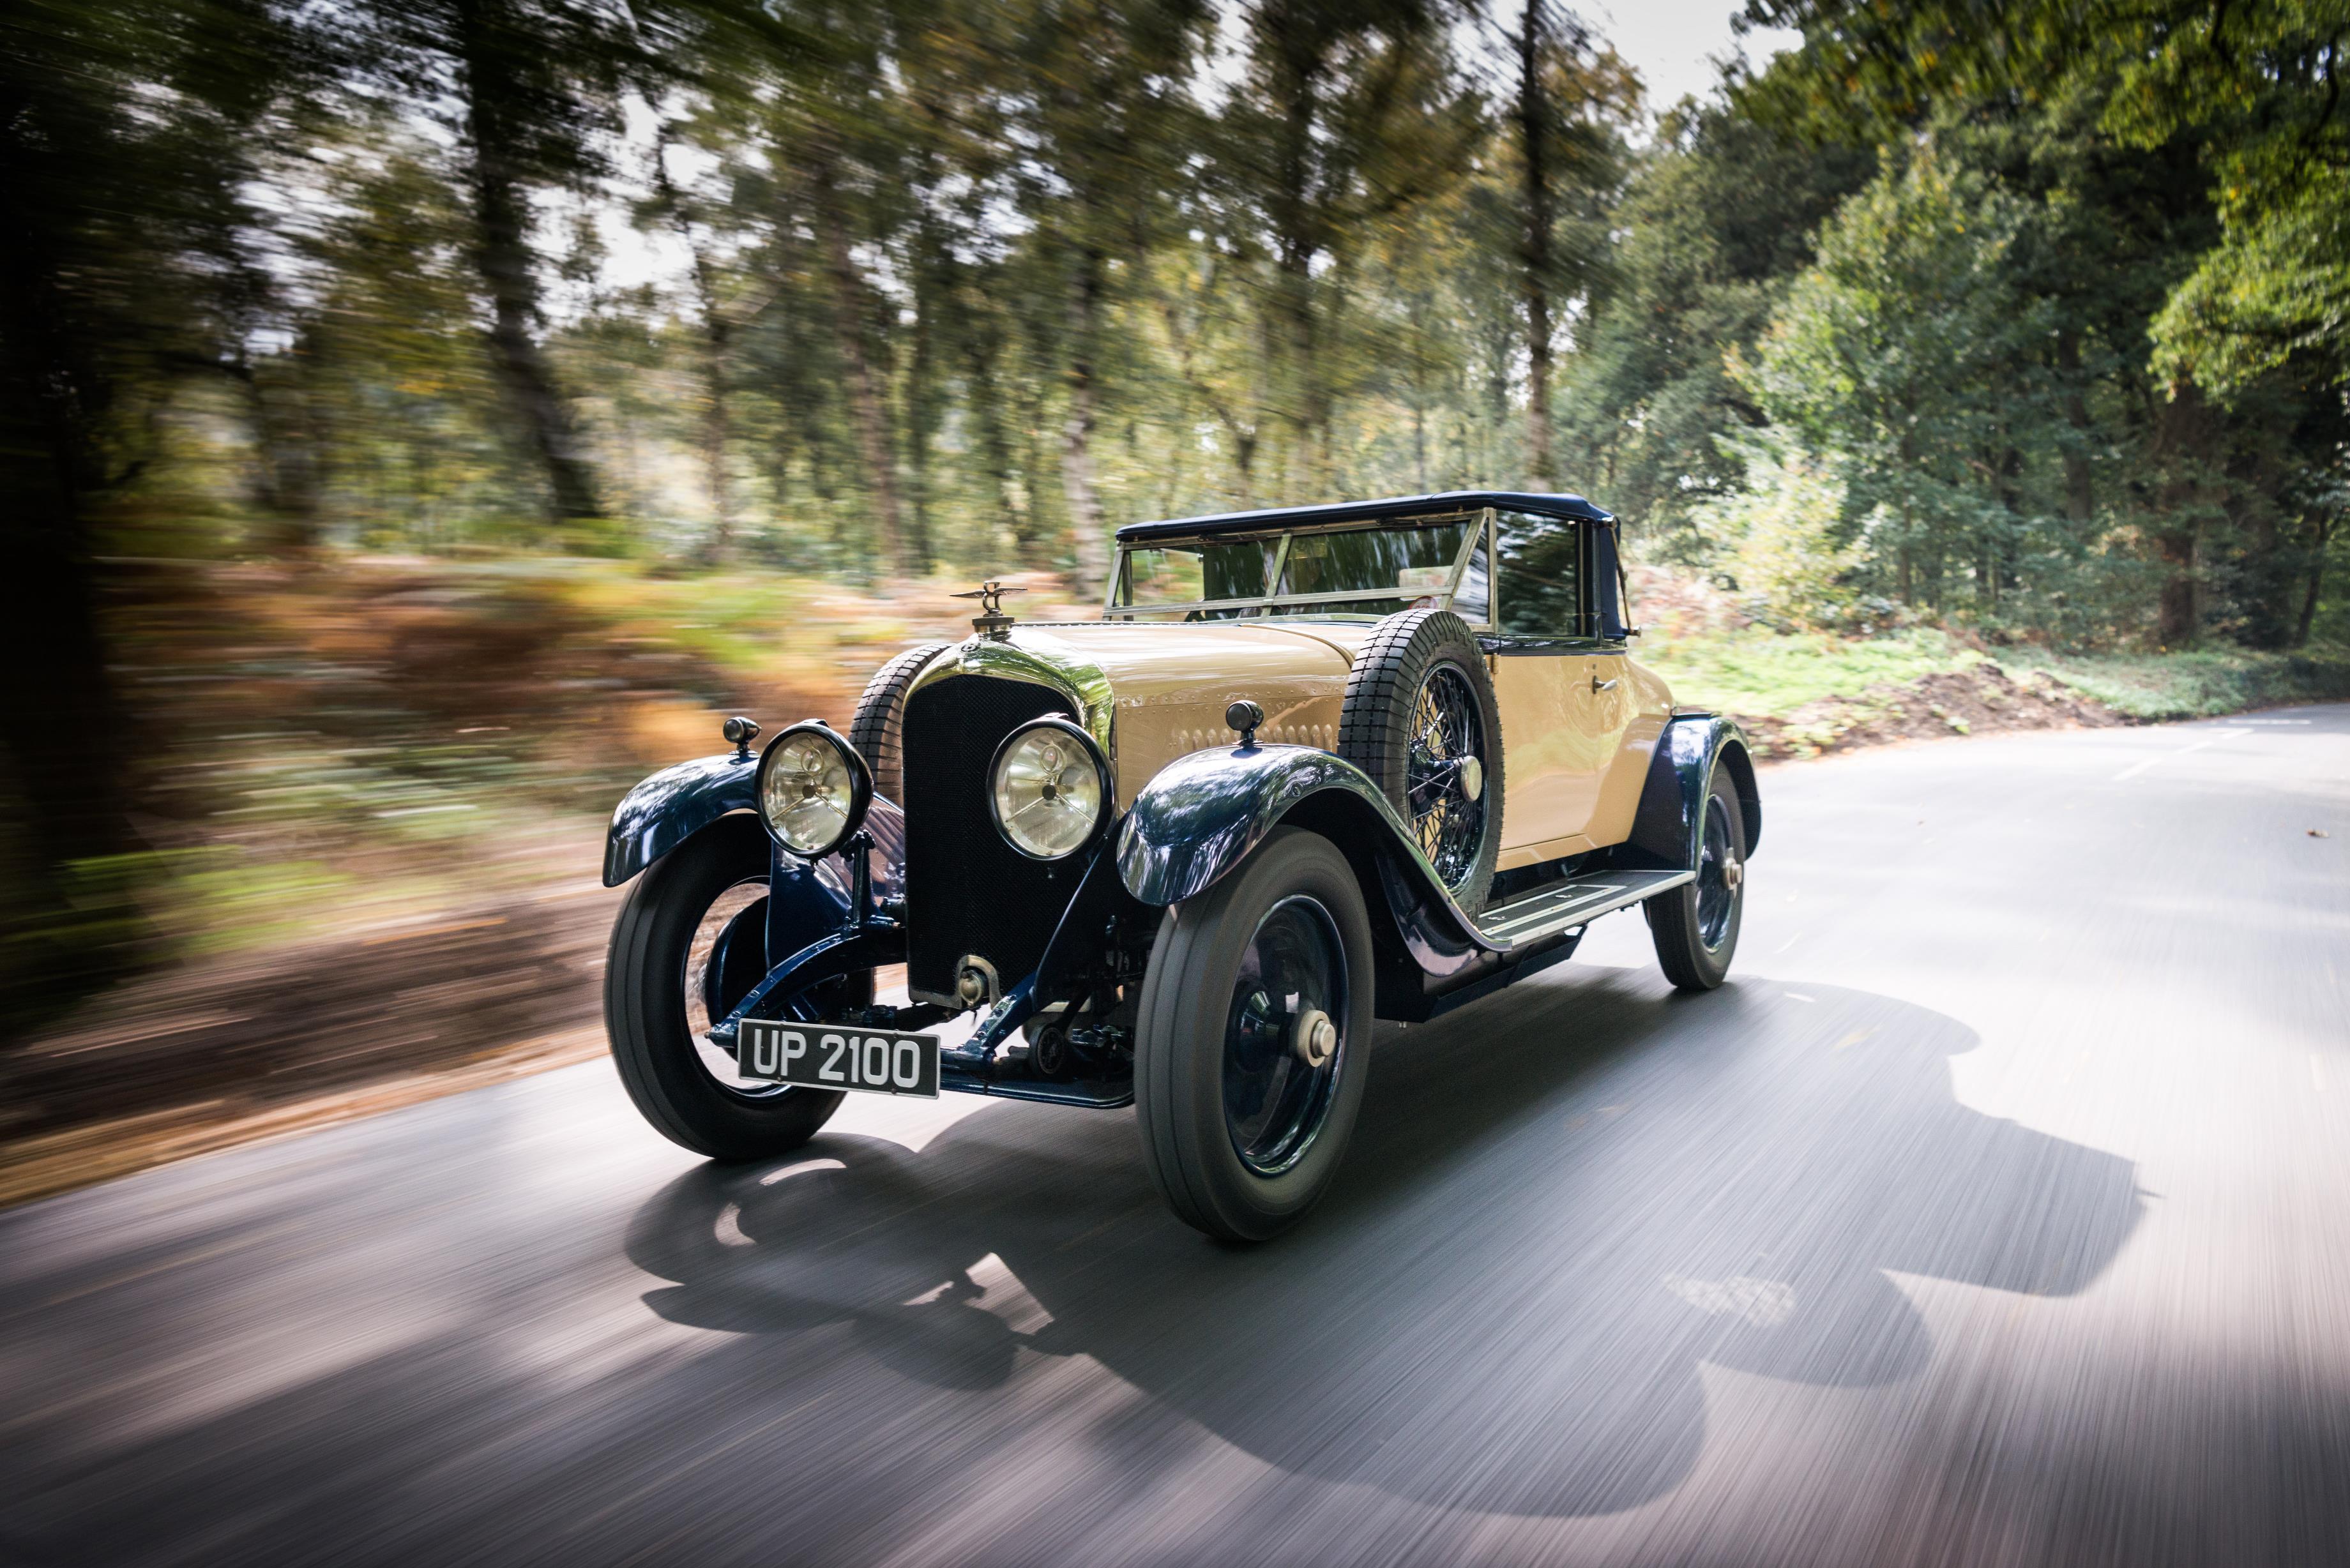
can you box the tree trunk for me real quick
[0,75,148,1025]
[1516,0,1556,488]
[699,326,732,560]
[244,344,322,552]
[2293,515,2331,647]
[1413,397,1428,494]
[2151,381,2217,647]
[807,139,906,574]
[652,132,734,562]
[2054,329,2094,525]
[1060,243,1111,591]
[961,302,1037,562]
[451,0,602,522]
[906,229,944,575]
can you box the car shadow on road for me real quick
[625,964,2146,1519]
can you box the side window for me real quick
[1497,511,1585,637]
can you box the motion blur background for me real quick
[3,0,2347,1191]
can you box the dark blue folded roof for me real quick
[1114,489,1613,544]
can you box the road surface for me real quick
[4,709,2347,1567]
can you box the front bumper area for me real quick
[708,829,1147,1109]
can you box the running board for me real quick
[1474,867,1692,949]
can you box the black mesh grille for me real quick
[902,675,1082,1000]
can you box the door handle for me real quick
[1590,675,1618,693]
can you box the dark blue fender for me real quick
[603,752,759,887]
[1115,744,1502,1014]
[602,750,908,889]
[1620,714,1761,871]
[603,753,910,1012]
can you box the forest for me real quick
[3,0,2348,1039]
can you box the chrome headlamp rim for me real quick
[987,716,1112,861]
[754,720,873,859]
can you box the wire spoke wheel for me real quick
[1404,663,1488,891]
[683,880,792,1099]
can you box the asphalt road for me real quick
[5,709,2347,1568]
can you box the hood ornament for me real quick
[952,580,1024,640]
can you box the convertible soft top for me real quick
[1114,490,1614,545]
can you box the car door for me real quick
[1489,511,1631,864]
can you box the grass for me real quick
[1636,627,1983,718]
[1635,621,2350,724]
[2004,644,2350,721]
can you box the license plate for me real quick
[736,1020,941,1099]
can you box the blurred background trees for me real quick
[3,0,2348,1027]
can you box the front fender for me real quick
[1118,744,1383,904]
[603,752,759,887]
[1119,741,1494,923]
[601,751,911,899]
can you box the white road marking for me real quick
[1784,991,1816,1003]
[2113,727,2252,782]
[1773,931,1804,954]
[2314,1055,2327,1093]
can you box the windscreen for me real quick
[1270,522,1469,616]
[1116,539,1273,616]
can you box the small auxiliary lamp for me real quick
[722,715,761,761]
[1225,698,1264,749]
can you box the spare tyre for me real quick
[1336,608,1504,914]
[848,642,949,804]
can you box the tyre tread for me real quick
[1336,608,1503,910]
[849,642,949,803]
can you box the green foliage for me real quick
[1642,626,1982,716]
[1687,437,1877,631]
[1562,98,1874,548]
[2007,643,2350,720]
[10,0,2350,1023]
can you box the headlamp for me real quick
[989,718,1109,860]
[755,721,872,859]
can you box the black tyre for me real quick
[1644,765,1747,992]
[1134,828,1375,1241]
[605,813,852,1159]
[1337,608,1504,913]
[849,642,949,804]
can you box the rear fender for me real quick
[1618,714,1759,872]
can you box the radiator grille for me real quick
[902,675,1082,1000]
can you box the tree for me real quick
[0,0,301,1025]
[1501,2,1632,487]
[1559,98,1872,548]
[991,0,1212,587]
[1738,0,2350,393]
[1743,143,2054,609]
[352,0,637,522]
[1735,0,2350,644]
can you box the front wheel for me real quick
[605,813,851,1159]
[1133,828,1375,1241]
[1644,766,1747,992]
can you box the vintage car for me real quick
[600,491,1760,1239]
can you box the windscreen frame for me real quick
[1103,507,1495,628]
